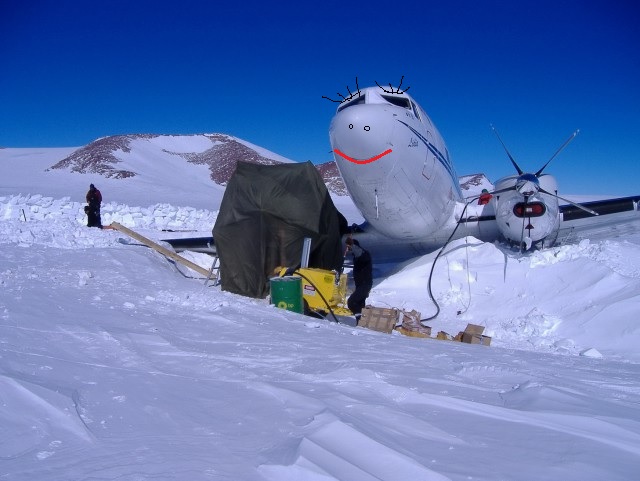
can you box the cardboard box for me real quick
[460,324,491,346]
[436,331,454,341]
[358,307,399,333]
[395,326,431,338]
[461,332,492,346]
[397,309,431,337]
[464,324,485,336]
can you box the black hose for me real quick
[423,196,480,322]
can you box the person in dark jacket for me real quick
[345,238,373,317]
[85,184,103,228]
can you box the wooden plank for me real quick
[109,222,211,278]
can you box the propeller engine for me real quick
[488,127,597,250]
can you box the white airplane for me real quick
[326,78,640,262]
[165,79,639,267]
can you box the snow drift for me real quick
[1,143,639,480]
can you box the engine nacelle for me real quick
[493,174,560,249]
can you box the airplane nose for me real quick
[330,104,395,162]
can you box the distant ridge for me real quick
[45,133,486,198]
[49,134,153,179]
[48,133,348,194]
[459,173,494,195]
[315,160,348,196]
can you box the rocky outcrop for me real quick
[48,133,348,194]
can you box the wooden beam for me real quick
[109,222,211,278]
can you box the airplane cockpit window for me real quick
[381,95,411,110]
[337,94,366,112]
[411,101,422,121]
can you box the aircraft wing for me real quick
[162,236,216,254]
[556,195,640,244]
[331,194,640,263]
[158,196,639,263]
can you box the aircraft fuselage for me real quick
[329,87,462,241]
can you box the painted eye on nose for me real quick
[364,126,370,131]
[348,124,353,129]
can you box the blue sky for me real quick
[1,0,638,195]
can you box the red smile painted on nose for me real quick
[334,148,392,165]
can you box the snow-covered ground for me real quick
[1,147,639,480]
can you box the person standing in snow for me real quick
[85,183,103,228]
[345,238,373,319]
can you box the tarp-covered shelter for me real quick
[212,161,345,298]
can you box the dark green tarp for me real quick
[212,161,344,298]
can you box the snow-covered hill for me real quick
[1,133,348,208]
[1,145,639,480]
[48,133,296,183]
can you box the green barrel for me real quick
[270,276,303,314]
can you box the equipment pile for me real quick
[358,306,491,346]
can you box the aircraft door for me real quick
[421,131,436,182]
[392,168,433,238]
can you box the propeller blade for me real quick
[534,129,579,177]
[519,195,528,252]
[491,125,523,175]
[489,185,517,196]
[469,185,516,203]
[539,188,599,216]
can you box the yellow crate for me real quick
[276,267,349,312]
[298,268,349,311]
